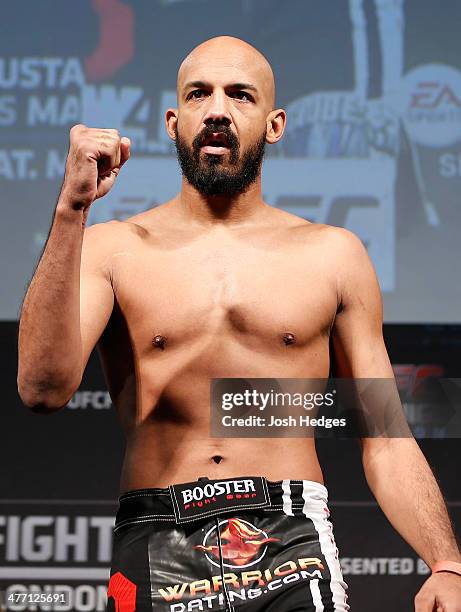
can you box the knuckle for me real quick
[69,123,86,138]
[104,128,120,139]
[70,123,83,133]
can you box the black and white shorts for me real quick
[106,477,349,611]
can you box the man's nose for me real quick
[203,89,232,126]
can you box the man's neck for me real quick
[176,177,269,227]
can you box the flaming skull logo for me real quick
[195,518,279,569]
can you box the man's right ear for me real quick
[165,109,178,140]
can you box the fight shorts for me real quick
[106,477,349,611]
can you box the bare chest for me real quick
[110,241,338,353]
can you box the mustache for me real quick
[192,125,239,151]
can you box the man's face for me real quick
[174,121,266,197]
[172,44,274,197]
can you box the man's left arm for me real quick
[329,226,461,611]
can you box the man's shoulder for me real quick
[281,213,364,252]
[286,220,372,280]
[313,224,369,267]
[316,224,365,251]
[83,201,172,245]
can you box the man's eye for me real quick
[231,91,251,101]
[190,89,206,99]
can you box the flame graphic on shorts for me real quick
[195,518,279,566]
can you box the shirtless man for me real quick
[17,36,461,612]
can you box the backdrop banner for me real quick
[1,0,461,322]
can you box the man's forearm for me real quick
[17,198,85,409]
[362,437,461,567]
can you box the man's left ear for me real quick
[266,108,286,144]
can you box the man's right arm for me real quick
[17,207,113,410]
[17,124,130,411]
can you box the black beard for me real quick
[174,124,266,197]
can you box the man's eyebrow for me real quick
[229,82,258,93]
[183,80,258,93]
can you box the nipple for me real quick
[282,332,296,346]
[152,334,167,350]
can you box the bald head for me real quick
[177,36,275,110]
[167,35,286,197]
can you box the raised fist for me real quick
[61,124,131,211]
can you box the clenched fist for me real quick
[60,124,131,212]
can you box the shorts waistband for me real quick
[114,478,328,532]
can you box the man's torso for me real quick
[95,202,342,491]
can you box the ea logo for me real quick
[392,63,461,147]
[195,518,279,569]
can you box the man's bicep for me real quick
[330,228,393,378]
[328,229,408,454]
[79,225,115,372]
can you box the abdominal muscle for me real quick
[119,420,324,492]
[102,300,331,494]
